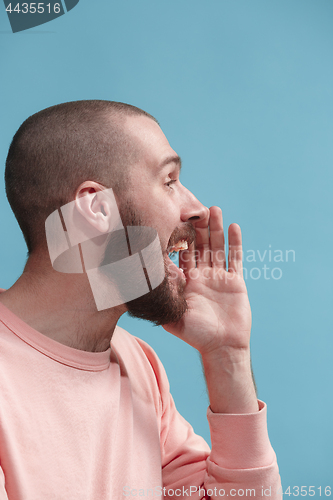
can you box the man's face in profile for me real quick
[110,115,207,326]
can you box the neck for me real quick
[0,252,126,352]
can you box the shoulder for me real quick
[111,325,171,412]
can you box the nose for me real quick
[180,187,210,223]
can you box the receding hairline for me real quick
[114,113,180,172]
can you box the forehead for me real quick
[123,115,179,171]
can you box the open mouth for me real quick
[165,233,194,283]
[168,239,189,259]
[164,226,196,282]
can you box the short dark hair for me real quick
[4,100,158,256]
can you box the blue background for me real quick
[1,0,332,488]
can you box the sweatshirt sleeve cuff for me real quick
[207,399,276,469]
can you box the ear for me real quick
[74,181,112,234]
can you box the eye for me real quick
[165,179,177,190]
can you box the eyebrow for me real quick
[159,155,182,172]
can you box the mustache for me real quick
[167,222,196,252]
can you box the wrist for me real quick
[201,344,252,367]
[201,347,259,414]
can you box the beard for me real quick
[109,199,194,326]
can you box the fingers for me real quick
[195,229,211,269]
[180,207,243,276]
[190,207,210,269]
[195,206,226,270]
[208,206,226,269]
[228,223,243,275]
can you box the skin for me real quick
[0,114,258,413]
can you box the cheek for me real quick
[143,191,179,224]
[128,185,181,240]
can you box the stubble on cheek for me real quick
[108,199,189,325]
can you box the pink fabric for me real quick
[0,290,281,499]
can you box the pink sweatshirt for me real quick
[0,291,281,499]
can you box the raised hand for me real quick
[163,206,258,414]
[163,206,251,356]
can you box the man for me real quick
[0,101,281,499]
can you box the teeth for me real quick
[169,240,188,252]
